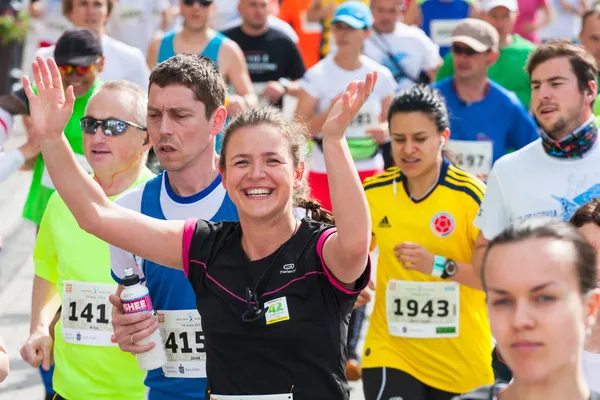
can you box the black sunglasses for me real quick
[183,0,213,6]
[241,287,268,323]
[451,44,480,56]
[80,117,147,136]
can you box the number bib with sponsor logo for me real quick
[157,310,207,378]
[386,280,459,338]
[62,281,118,346]
[210,394,293,399]
[429,19,461,46]
[446,139,493,177]
[42,154,93,190]
[345,100,380,161]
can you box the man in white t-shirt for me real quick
[29,0,73,48]
[472,40,600,278]
[106,0,170,56]
[363,0,441,90]
[29,0,150,89]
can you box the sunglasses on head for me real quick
[451,44,481,56]
[80,117,147,136]
[183,0,212,6]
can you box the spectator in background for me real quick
[540,0,587,42]
[106,0,171,56]
[29,0,73,48]
[579,5,600,117]
[279,0,323,69]
[306,0,370,58]
[29,0,150,90]
[147,0,257,119]
[364,0,441,169]
[223,0,306,109]
[404,0,478,57]
[514,0,552,43]
[436,0,536,108]
[433,18,539,180]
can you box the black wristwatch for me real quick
[441,259,458,279]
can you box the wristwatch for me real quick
[441,259,458,279]
[278,77,291,93]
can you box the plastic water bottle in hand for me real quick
[121,268,167,370]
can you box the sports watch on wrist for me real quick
[441,259,458,279]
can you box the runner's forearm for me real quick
[39,135,112,232]
[30,275,60,335]
[309,111,330,138]
[322,138,371,276]
[451,262,483,290]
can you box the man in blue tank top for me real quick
[146,0,257,125]
[404,0,477,57]
[108,54,238,400]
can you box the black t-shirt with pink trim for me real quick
[181,218,370,399]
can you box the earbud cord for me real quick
[94,150,144,190]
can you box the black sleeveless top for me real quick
[185,218,371,399]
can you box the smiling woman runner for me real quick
[360,85,493,400]
[457,220,600,400]
[23,56,374,400]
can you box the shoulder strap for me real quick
[157,31,176,63]
[140,173,164,218]
[201,32,226,66]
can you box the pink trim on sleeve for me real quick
[316,228,366,295]
[182,219,197,277]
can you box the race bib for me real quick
[264,297,290,325]
[386,280,459,338]
[62,281,118,346]
[210,395,293,400]
[446,139,493,177]
[429,19,461,46]
[157,310,207,378]
[41,153,93,190]
[345,101,380,139]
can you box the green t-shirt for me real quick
[22,80,102,225]
[34,167,155,400]
[436,34,536,108]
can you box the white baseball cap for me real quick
[482,0,519,12]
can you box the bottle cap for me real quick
[122,268,141,287]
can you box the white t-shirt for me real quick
[539,0,581,41]
[110,173,231,280]
[106,0,169,55]
[474,129,600,240]
[33,35,150,90]
[583,350,600,393]
[31,0,73,46]
[300,55,398,173]
[363,23,440,91]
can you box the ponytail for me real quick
[295,198,335,225]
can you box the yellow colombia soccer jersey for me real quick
[361,161,493,394]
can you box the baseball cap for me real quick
[54,28,103,66]
[331,1,373,29]
[482,0,519,12]
[451,18,500,53]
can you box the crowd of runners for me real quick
[3,0,600,399]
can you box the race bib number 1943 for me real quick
[386,280,459,338]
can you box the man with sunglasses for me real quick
[27,0,149,90]
[147,0,257,118]
[433,18,538,181]
[21,80,154,400]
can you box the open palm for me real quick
[23,56,75,140]
[322,71,378,141]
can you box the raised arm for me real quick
[320,73,376,284]
[23,56,185,270]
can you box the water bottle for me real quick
[120,268,167,370]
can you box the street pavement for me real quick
[0,122,371,399]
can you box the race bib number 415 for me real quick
[386,280,459,338]
[158,310,207,378]
[62,281,118,346]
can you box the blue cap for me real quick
[331,1,373,29]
